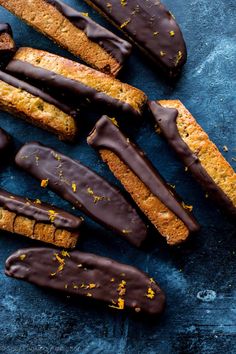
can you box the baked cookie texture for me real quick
[0,70,78,141]
[88,116,199,245]
[83,0,187,77]
[0,189,83,248]
[5,247,166,316]
[149,100,236,217]
[0,0,132,76]
[6,47,147,117]
[0,23,15,58]
[15,142,148,247]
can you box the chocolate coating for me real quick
[0,127,12,158]
[45,0,132,65]
[0,70,77,118]
[6,60,140,117]
[0,188,83,230]
[88,116,199,233]
[0,23,13,36]
[148,101,236,217]
[15,142,148,246]
[5,247,165,316]
[84,0,187,77]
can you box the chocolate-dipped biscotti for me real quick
[5,248,165,316]
[6,47,147,117]
[15,142,148,247]
[83,0,187,77]
[0,189,83,248]
[88,116,199,245]
[148,100,236,218]
[0,0,132,76]
[0,127,12,161]
[0,23,15,62]
[0,70,78,141]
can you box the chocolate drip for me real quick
[45,0,132,65]
[6,60,140,117]
[88,116,199,232]
[0,70,77,118]
[0,23,12,36]
[0,188,83,230]
[15,142,148,247]
[148,101,236,217]
[5,247,165,316]
[84,0,187,76]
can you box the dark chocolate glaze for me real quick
[15,142,148,246]
[148,101,236,217]
[88,116,199,233]
[0,70,77,118]
[0,188,83,230]
[84,0,187,77]
[0,23,13,36]
[6,60,141,117]
[5,247,165,316]
[0,127,12,157]
[45,0,132,65]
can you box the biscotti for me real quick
[0,189,83,248]
[0,23,15,62]
[83,0,187,77]
[6,47,147,117]
[0,70,78,141]
[5,247,165,316]
[15,142,148,247]
[88,116,199,245]
[148,100,236,217]
[0,0,132,76]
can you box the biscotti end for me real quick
[150,99,236,217]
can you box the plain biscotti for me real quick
[0,189,83,248]
[6,47,147,117]
[0,0,132,76]
[148,100,236,217]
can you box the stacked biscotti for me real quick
[88,116,199,245]
[0,189,83,248]
[0,70,78,141]
[148,100,236,217]
[6,47,147,117]
[0,23,15,57]
[0,0,132,76]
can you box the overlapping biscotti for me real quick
[15,142,148,247]
[5,247,165,316]
[6,47,147,117]
[148,100,236,217]
[0,23,15,59]
[0,70,78,141]
[83,0,187,77]
[0,189,83,248]
[88,116,199,245]
[0,0,132,76]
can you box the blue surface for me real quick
[0,0,235,353]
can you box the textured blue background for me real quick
[0,0,235,353]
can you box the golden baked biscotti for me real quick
[87,116,200,245]
[0,70,78,141]
[0,23,15,60]
[148,100,236,217]
[6,47,147,118]
[0,0,132,76]
[0,189,83,248]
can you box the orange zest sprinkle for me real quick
[19,254,26,261]
[41,179,49,188]
[146,287,155,299]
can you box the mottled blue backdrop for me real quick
[0,1,235,353]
